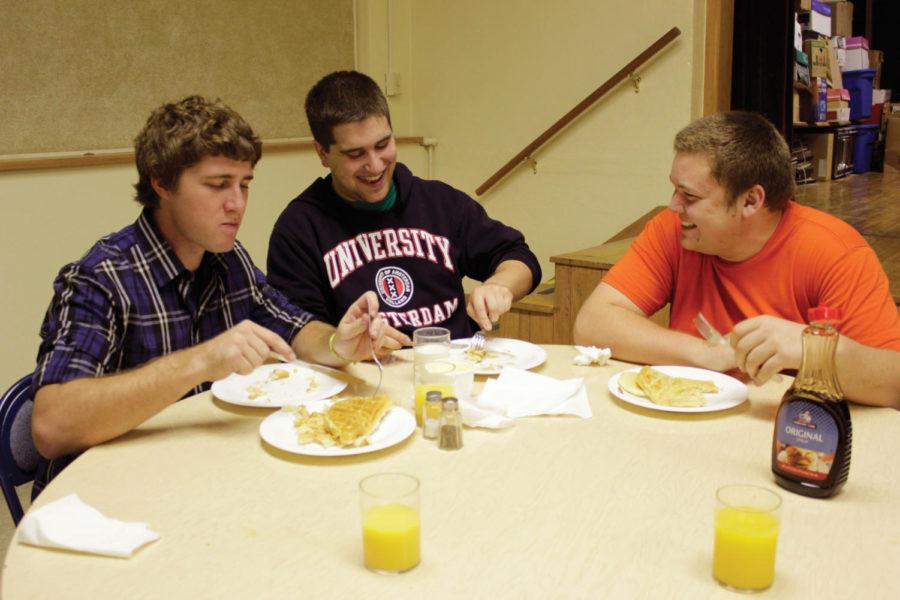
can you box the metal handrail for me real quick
[475,26,681,196]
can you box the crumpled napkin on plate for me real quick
[474,367,592,419]
[18,493,160,558]
[573,346,612,366]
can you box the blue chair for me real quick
[0,374,40,524]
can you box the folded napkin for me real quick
[573,345,612,366]
[459,398,516,429]
[475,367,592,419]
[19,493,160,558]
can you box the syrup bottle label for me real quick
[774,400,838,481]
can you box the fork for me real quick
[369,333,383,397]
[468,330,487,358]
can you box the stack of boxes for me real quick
[793,0,893,179]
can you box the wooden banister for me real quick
[475,26,681,196]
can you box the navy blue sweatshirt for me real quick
[266,163,541,338]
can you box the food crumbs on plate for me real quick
[246,385,266,400]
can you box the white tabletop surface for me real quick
[3,346,899,599]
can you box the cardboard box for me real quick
[869,49,883,88]
[810,1,833,36]
[831,1,853,37]
[827,40,843,88]
[801,77,828,123]
[800,132,835,179]
[804,39,829,78]
[885,115,900,165]
[844,37,870,70]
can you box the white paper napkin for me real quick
[573,346,612,366]
[18,493,160,558]
[459,398,516,429]
[475,367,592,418]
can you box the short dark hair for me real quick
[133,95,262,208]
[305,71,392,149]
[674,111,794,211]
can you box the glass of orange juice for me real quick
[359,473,421,574]
[713,484,782,592]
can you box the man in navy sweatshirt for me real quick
[267,71,541,340]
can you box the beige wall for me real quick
[359,0,700,285]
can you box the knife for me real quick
[268,352,366,386]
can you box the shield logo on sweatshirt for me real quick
[375,266,414,308]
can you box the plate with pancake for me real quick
[451,337,547,375]
[607,365,748,413]
[259,397,416,456]
[211,363,347,408]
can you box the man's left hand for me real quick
[730,315,805,383]
[466,282,513,331]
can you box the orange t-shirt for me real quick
[603,202,900,350]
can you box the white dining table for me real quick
[3,345,899,599]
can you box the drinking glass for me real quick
[712,484,782,592]
[359,473,421,574]
[413,327,451,364]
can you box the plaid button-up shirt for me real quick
[31,208,313,493]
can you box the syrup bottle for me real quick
[772,306,852,498]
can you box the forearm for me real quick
[835,338,900,409]
[32,347,209,458]
[292,320,345,367]
[574,303,723,367]
[483,260,534,301]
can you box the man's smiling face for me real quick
[315,114,397,203]
[667,152,746,260]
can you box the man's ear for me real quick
[313,141,330,168]
[150,177,171,202]
[741,184,766,217]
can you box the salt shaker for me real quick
[438,396,463,450]
[423,390,443,440]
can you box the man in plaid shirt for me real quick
[30,96,409,493]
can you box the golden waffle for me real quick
[633,366,718,407]
[291,395,393,448]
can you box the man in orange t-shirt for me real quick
[574,111,900,408]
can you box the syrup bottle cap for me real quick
[807,305,842,323]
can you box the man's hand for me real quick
[195,320,295,381]
[466,282,513,331]
[730,315,805,383]
[332,291,412,360]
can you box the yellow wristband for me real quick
[328,332,355,364]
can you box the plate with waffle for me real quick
[211,363,347,408]
[607,365,747,413]
[259,395,416,456]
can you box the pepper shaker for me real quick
[438,396,463,450]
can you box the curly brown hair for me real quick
[674,111,794,211]
[133,95,262,208]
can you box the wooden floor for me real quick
[794,170,900,302]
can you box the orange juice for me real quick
[362,503,421,572]
[713,506,779,590]
[414,384,453,425]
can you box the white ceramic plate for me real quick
[451,337,547,375]
[211,363,347,408]
[259,407,416,456]
[607,366,748,413]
